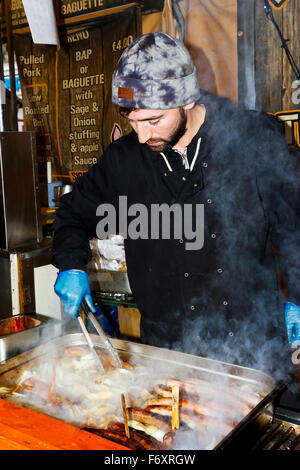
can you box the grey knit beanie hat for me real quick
[112,32,200,109]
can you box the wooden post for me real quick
[3,0,18,130]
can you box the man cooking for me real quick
[52,33,300,399]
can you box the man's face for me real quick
[124,107,187,153]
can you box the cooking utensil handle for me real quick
[81,301,123,368]
[88,311,123,368]
[77,316,105,373]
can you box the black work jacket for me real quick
[52,92,300,378]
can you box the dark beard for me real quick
[163,108,187,150]
[147,108,187,153]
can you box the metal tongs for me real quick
[77,300,123,373]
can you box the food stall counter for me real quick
[0,398,129,450]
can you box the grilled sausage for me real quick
[180,410,236,433]
[147,397,173,407]
[167,378,258,409]
[109,422,169,450]
[153,384,173,397]
[64,347,88,357]
[83,427,142,449]
[146,405,236,433]
[146,405,172,416]
[166,378,253,413]
[19,378,75,408]
[147,396,242,418]
[163,431,176,447]
[127,407,171,433]
[146,405,208,424]
[97,350,132,370]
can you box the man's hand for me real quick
[285,301,300,346]
[54,270,96,318]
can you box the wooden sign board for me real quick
[8,0,132,31]
[14,5,140,182]
[0,0,162,35]
[11,0,28,30]
[268,110,300,147]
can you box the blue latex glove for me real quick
[285,301,300,346]
[54,270,96,318]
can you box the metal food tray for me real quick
[0,334,281,449]
[0,314,61,362]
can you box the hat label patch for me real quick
[118,87,134,100]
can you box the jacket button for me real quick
[223,300,228,306]
[217,268,223,274]
[182,176,186,181]
[190,306,195,310]
[164,172,168,176]
[229,332,234,337]
[194,183,198,188]
[211,233,217,239]
[202,162,208,168]
[184,272,189,277]
[207,199,212,204]
[179,239,184,243]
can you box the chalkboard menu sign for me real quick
[14,4,140,182]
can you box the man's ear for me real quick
[183,102,195,111]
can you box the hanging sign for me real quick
[9,1,131,31]
[22,0,60,45]
[268,0,290,9]
[268,110,300,147]
[14,5,140,182]
[6,1,161,34]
